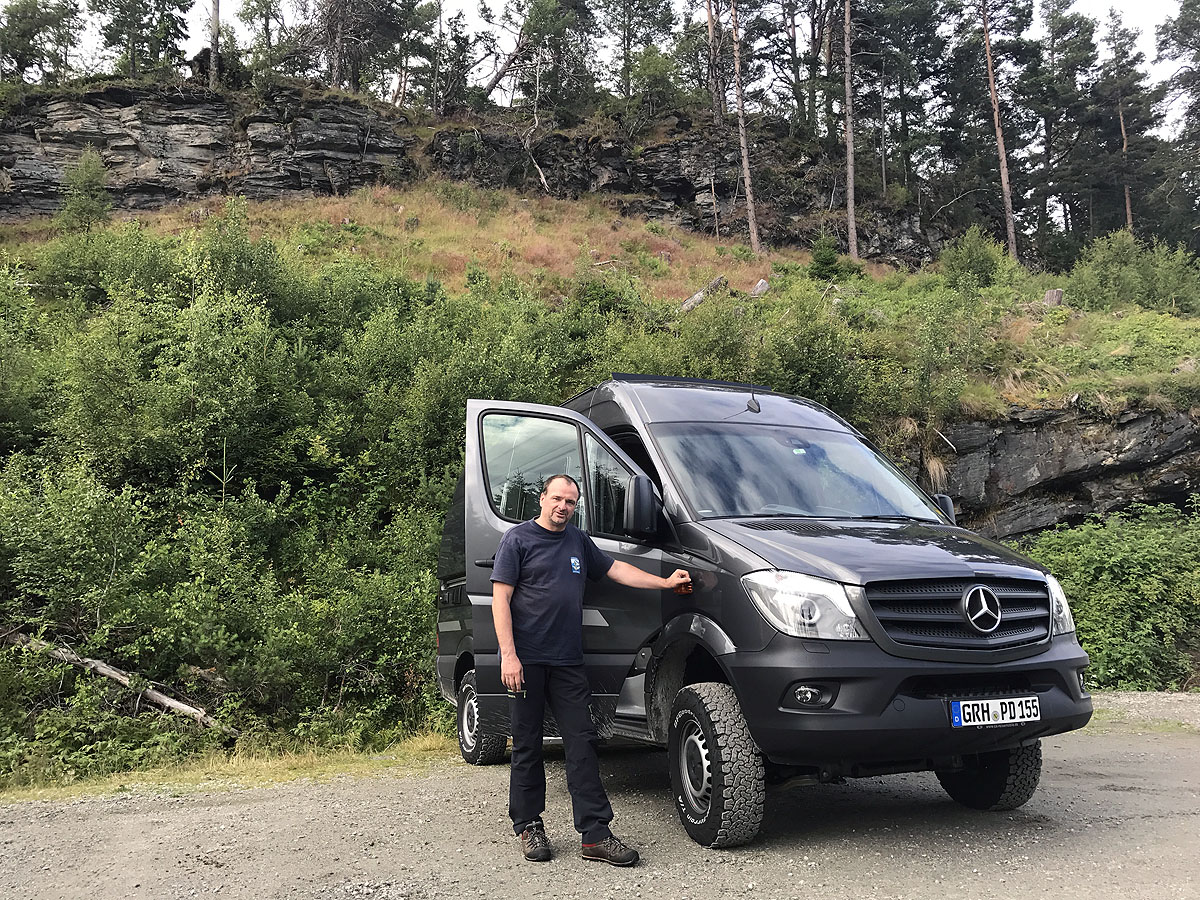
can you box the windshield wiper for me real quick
[850,514,940,523]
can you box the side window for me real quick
[481,414,587,529]
[585,434,633,537]
[611,430,662,488]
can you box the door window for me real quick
[481,413,587,529]
[585,434,634,536]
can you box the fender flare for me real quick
[646,614,739,742]
[654,612,737,659]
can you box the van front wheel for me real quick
[668,682,765,848]
[936,741,1042,810]
[457,669,507,765]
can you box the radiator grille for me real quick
[865,577,1051,651]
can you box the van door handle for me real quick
[474,558,495,568]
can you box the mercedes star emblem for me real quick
[962,585,1002,634]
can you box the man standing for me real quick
[491,474,691,866]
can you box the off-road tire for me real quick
[668,682,765,848]
[936,741,1042,811]
[457,669,507,765]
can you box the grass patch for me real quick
[6,181,797,300]
[0,732,458,804]
[1083,706,1198,735]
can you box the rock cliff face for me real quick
[0,84,418,217]
[943,408,1200,539]
[1,85,939,261]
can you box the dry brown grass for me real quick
[1000,315,1038,346]
[83,181,823,299]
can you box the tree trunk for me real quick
[879,60,887,199]
[784,4,806,126]
[482,31,527,99]
[706,0,723,125]
[807,1,821,136]
[210,0,220,89]
[1118,97,1133,230]
[982,0,1018,260]
[730,0,761,254]
[843,0,858,259]
[330,13,344,89]
[823,4,838,141]
[431,5,442,115]
[1037,112,1053,245]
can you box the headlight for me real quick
[1046,574,1076,635]
[741,571,868,641]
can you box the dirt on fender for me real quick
[1,693,1198,900]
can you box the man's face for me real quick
[539,479,579,530]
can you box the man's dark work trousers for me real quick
[509,663,614,845]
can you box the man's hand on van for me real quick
[665,569,692,593]
[607,561,692,592]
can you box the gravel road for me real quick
[2,693,1198,900]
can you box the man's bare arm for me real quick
[606,560,691,591]
[491,581,524,691]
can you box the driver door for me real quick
[464,399,666,736]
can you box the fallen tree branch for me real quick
[4,632,237,736]
[681,275,727,312]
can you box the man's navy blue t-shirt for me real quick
[490,519,614,666]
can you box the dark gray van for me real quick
[436,375,1092,848]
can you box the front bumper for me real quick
[726,632,1092,768]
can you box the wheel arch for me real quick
[647,614,738,743]
[453,638,475,694]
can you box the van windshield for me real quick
[650,423,943,522]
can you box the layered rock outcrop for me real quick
[1,85,940,260]
[0,84,417,218]
[944,407,1200,538]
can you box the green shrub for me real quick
[1067,230,1200,315]
[1022,501,1200,690]
[807,233,861,281]
[939,225,1019,291]
[808,233,841,281]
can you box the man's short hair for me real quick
[541,474,580,495]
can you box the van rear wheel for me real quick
[668,682,765,848]
[457,669,507,765]
[937,741,1042,810]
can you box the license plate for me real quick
[950,696,1040,727]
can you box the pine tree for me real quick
[594,0,674,100]
[934,0,1035,250]
[1019,0,1098,266]
[0,0,81,84]
[91,0,192,77]
[55,146,112,234]
[1089,13,1163,237]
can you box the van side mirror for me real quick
[625,475,662,538]
[933,493,956,525]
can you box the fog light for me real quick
[1078,669,1089,693]
[794,685,824,706]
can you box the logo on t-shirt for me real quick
[570,556,581,574]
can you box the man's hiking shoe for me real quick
[581,835,639,867]
[520,822,552,862]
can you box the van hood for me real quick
[700,518,1045,585]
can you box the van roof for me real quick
[569,375,858,433]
